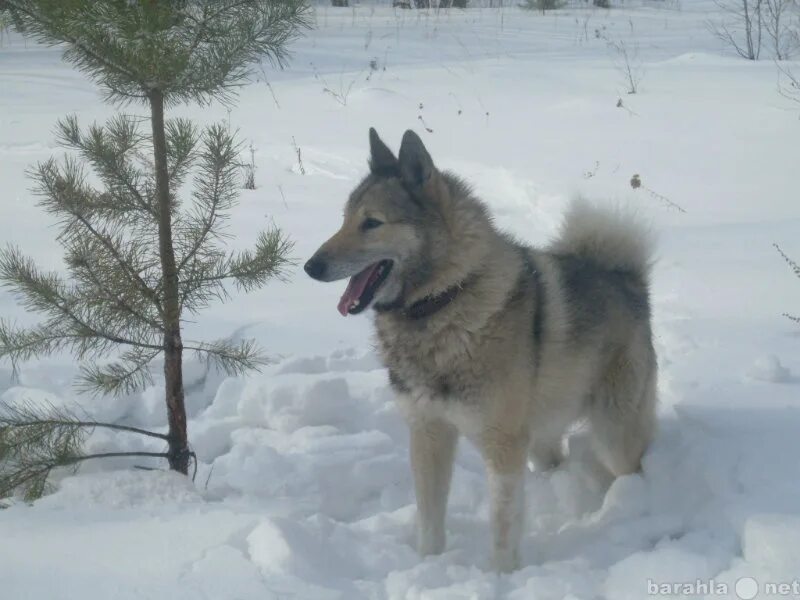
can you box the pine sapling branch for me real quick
[0,400,183,501]
[189,337,272,376]
[55,114,156,219]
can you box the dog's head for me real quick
[304,128,446,316]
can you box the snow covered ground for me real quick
[1,2,800,598]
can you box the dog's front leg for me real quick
[409,417,458,556]
[481,430,527,572]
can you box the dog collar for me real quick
[402,282,465,320]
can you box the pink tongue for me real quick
[337,263,381,316]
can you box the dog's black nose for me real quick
[304,257,327,280]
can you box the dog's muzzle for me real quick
[304,257,327,280]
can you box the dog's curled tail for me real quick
[549,199,654,280]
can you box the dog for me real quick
[304,128,657,572]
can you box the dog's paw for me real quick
[417,528,446,556]
[492,547,520,573]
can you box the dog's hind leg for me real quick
[589,352,657,477]
[410,417,458,556]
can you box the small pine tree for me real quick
[0,0,309,485]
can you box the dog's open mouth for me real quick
[337,260,393,316]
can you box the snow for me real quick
[742,514,800,578]
[1,2,800,598]
[36,469,203,509]
[747,355,794,383]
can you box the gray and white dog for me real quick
[304,128,657,572]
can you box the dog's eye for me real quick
[361,218,384,231]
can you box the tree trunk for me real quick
[149,88,189,475]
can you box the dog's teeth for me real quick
[352,300,360,307]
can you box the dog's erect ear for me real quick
[398,129,434,188]
[369,127,398,175]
